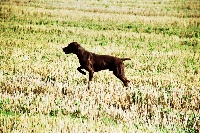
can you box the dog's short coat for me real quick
[63,42,130,88]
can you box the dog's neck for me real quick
[76,46,90,59]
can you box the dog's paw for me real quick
[82,71,86,75]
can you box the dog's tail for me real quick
[121,58,131,61]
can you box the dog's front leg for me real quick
[77,66,86,75]
[88,70,94,89]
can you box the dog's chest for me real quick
[77,53,92,66]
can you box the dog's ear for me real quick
[74,42,80,49]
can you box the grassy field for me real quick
[0,0,199,132]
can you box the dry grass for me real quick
[0,0,200,132]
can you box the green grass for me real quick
[0,0,200,132]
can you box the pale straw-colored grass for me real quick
[0,0,199,132]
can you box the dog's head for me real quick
[63,42,80,54]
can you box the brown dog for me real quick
[63,42,130,88]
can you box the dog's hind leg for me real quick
[113,65,130,87]
[114,74,130,87]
